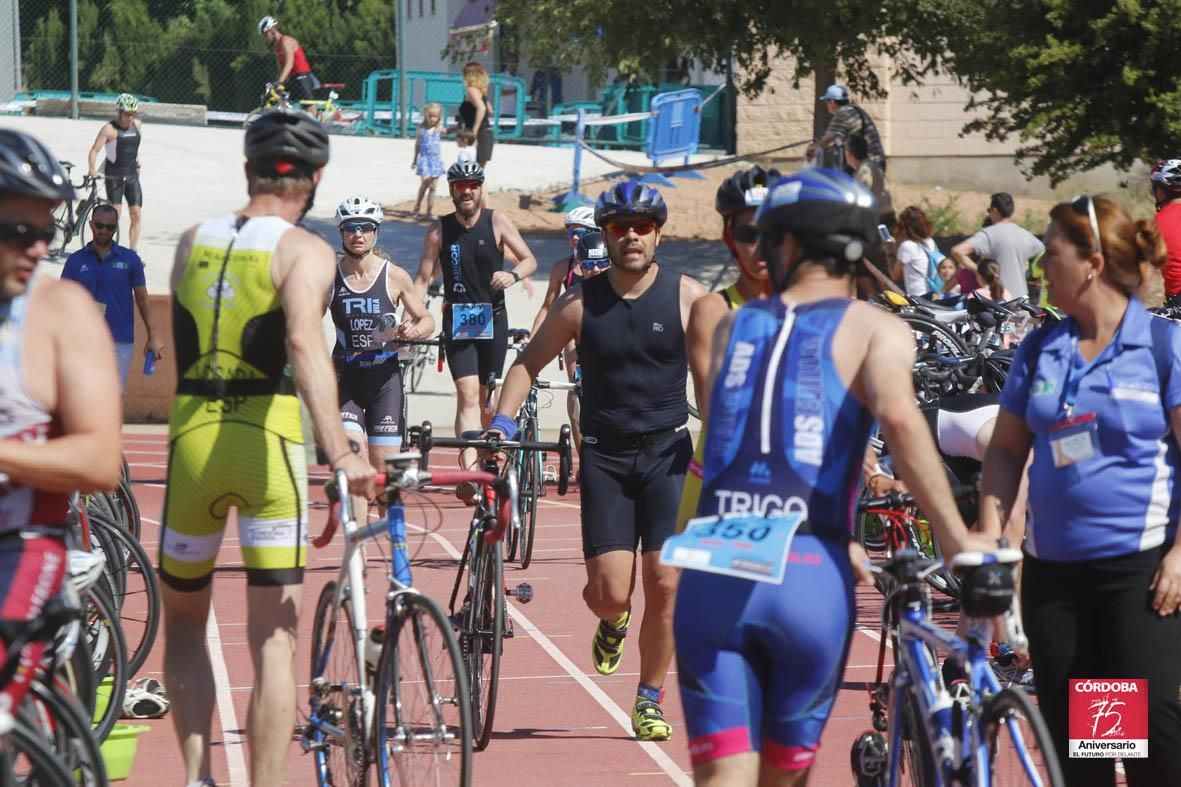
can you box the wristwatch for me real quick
[510,270,521,283]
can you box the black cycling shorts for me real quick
[579,427,692,559]
[105,175,142,207]
[286,73,318,102]
[443,307,508,385]
[338,361,405,448]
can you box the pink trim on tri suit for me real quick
[687,726,751,766]
[762,740,818,771]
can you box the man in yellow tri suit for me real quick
[160,109,374,787]
[677,166,779,531]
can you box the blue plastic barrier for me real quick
[640,89,704,187]
[354,70,527,139]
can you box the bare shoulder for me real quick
[552,284,585,318]
[679,273,709,299]
[689,291,729,329]
[36,277,96,314]
[386,262,416,290]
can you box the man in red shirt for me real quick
[257,16,319,102]
[1151,158,1181,305]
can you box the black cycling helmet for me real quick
[754,168,877,291]
[576,231,609,267]
[0,129,74,202]
[447,161,485,184]
[594,180,667,227]
[715,165,781,217]
[243,109,330,175]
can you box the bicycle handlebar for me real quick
[407,419,573,496]
[856,481,976,513]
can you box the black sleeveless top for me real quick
[329,259,399,368]
[459,93,492,134]
[104,120,141,177]
[438,209,505,312]
[578,265,688,436]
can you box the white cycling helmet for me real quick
[335,195,384,226]
[257,15,279,35]
[564,205,597,230]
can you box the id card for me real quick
[1050,412,1098,468]
[451,303,493,341]
[659,513,804,585]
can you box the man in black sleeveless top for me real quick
[485,182,707,741]
[87,93,144,248]
[413,161,535,497]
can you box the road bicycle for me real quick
[849,541,1063,787]
[245,81,362,129]
[302,456,505,786]
[485,369,578,568]
[48,161,103,257]
[409,421,571,751]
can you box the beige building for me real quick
[738,56,1134,197]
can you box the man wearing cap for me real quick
[805,84,886,174]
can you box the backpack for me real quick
[923,242,946,295]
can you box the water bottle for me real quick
[389,508,412,587]
[364,624,384,688]
[143,350,156,376]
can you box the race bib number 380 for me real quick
[451,303,493,341]
[659,513,803,585]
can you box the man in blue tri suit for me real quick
[671,170,992,786]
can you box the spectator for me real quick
[846,133,894,230]
[970,257,1011,301]
[981,195,1181,785]
[459,61,494,168]
[60,202,163,389]
[950,192,1044,299]
[1150,157,1181,307]
[936,256,961,297]
[891,205,942,297]
[497,53,520,119]
[805,84,886,173]
[530,66,563,112]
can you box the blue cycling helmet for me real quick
[755,168,877,290]
[594,180,667,227]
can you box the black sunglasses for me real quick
[732,224,760,244]
[0,222,56,248]
[92,221,117,231]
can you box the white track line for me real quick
[408,522,691,786]
[207,608,249,786]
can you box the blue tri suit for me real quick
[673,296,874,771]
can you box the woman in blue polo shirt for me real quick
[981,195,1181,786]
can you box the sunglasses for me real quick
[92,221,117,231]
[580,257,611,271]
[567,227,592,240]
[1070,194,1103,254]
[0,222,56,248]
[452,180,482,190]
[732,224,760,244]
[341,221,377,235]
[604,220,657,238]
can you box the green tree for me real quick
[905,0,1181,184]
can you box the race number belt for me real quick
[659,513,805,585]
[451,303,493,341]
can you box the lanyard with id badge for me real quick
[1049,337,1100,470]
[451,302,493,341]
[659,512,805,584]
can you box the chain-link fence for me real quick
[15,0,397,115]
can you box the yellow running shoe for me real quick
[591,610,631,676]
[631,698,672,741]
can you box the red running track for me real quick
[116,428,965,786]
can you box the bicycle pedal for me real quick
[507,582,534,604]
[543,465,558,483]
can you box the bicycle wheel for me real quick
[20,677,108,786]
[90,514,161,676]
[74,198,94,251]
[376,592,472,787]
[113,474,142,540]
[980,687,1064,787]
[0,718,75,786]
[85,585,127,744]
[465,541,503,751]
[49,200,75,256]
[409,351,427,394]
[518,419,541,570]
[896,687,937,787]
[901,314,968,357]
[309,581,368,787]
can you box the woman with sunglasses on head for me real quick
[329,195,435,522]
[981,195,1181,786]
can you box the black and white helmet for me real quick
[0,129,75,203]
[446,160,484,184]
[715,165,781,217]
[335,195,383,226]
[1151,159,1181,190]
[257,15,279,35]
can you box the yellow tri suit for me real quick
[676,282,750,532]
[160,214,308,589]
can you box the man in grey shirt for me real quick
[950,193,1043,298]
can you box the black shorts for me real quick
[476,128,494,165]
[443,307,508,385]
[338,361,405,448]
[286,73,318,102]
[105,174,142,207]
[579,428,692,559]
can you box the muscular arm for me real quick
[701,311,737,424]
[686,293,727,415]
[133,286,164,357]
[495,290,581,421]
[0,282,122,492]
[950,238,978,273]
[530,263,567,334]
[413,220,443,302]
[277,232,352,461]
[276,37,296,83]
[389,265,435,338]
[492,213,536,288]
[858,312,980,557]
[87,125,113,176]
[978,409,1033,539]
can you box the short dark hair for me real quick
[91,202,118,220]
[846,134,868,161]
[989,192,1015,218]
